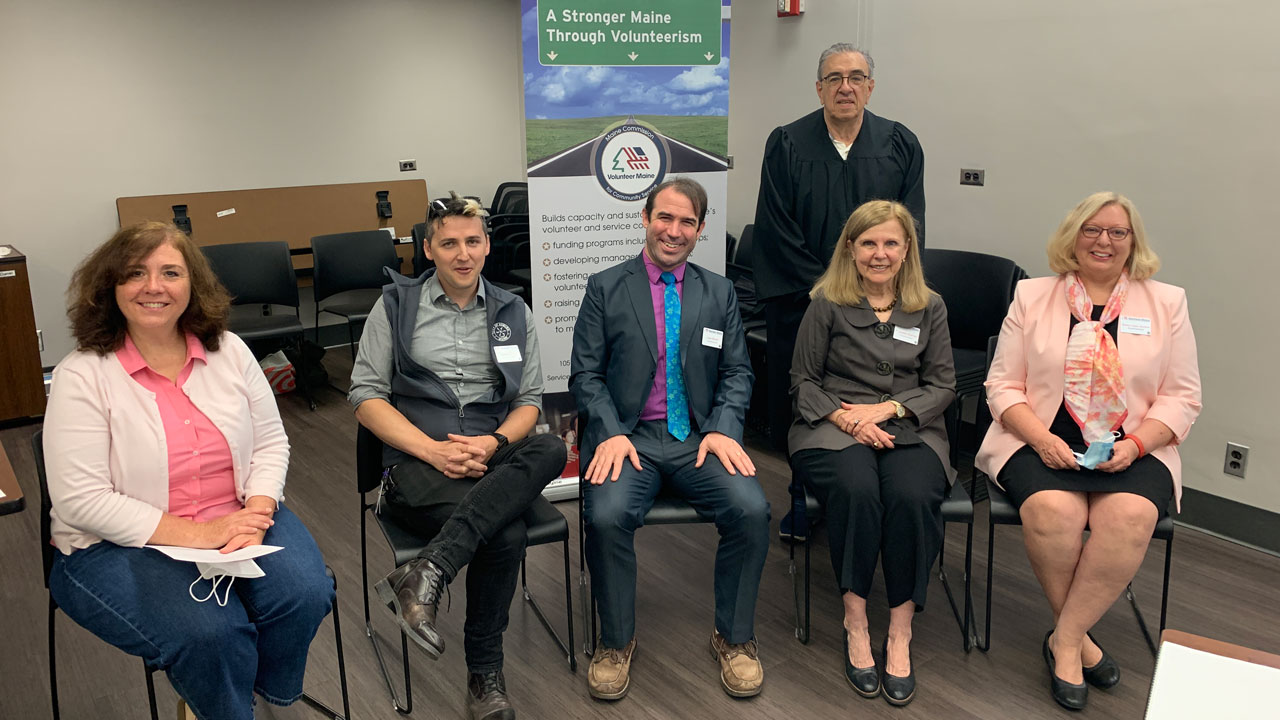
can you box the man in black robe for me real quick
[753,43,925,538]
[747,43,921,538]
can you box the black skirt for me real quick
[997,445,1173,517]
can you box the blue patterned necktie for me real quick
[661,271,691,441]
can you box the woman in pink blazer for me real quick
[976,192,1201,710]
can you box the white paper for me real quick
[1120,315,1152,335]
[0,488,6,499]
[494,345,522,363]
[146,544,283,565]
[215,208,236,218]
[893,325,921,345]
[1145,641,1280,718]
[702,327,724,349]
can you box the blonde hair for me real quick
[424,191,490,247]
[1046,191,1160,281]
[810,200,932,312]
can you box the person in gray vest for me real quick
[349,192,566,720]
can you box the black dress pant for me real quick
[764,291,810,450]
[381,433,566,673]
[792,443,947,609]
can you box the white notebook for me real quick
[1145,641,1280,718]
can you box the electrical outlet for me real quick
[399,159,417,172]
[960,168,985,186]
[37,329,44,352]
[1224,442,1249,478]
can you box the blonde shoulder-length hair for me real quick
[810,200,933,312]
[1046,191,1160,281]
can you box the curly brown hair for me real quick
[67,222,230,354]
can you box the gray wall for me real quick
[0,0,525,363]
[727,0,1279,513]
[3,0,1276,514]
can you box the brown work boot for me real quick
[374,558,449,658]
[588,636,637,700]
[710,631,763,697]
[467,670,516,720]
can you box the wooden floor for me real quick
[2,350,1279,719]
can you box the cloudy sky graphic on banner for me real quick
[520,4,731,119]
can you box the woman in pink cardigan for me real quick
[976,192,1201,711]
[44,222,333,720]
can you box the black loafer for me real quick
[881,637,915,707]
[1043,630,1088,711]
[843,631,880,698]
[1081,631,1121,689]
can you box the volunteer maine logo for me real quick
[491,322,512,342]
[594,124,667,202]
[613,146,650,171]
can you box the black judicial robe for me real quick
[752,108,925,301]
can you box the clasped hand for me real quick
[423,434,498,479]
[829,402,896,449]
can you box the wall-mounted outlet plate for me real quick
[960,168,985,186]
[399,159,417,172]
[1225,442,1249,478]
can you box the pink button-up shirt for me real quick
[639,252,686,421]
[116,334,239,522]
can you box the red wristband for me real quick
[1128,435,1146,458]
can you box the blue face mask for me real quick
[1074,432,1122,470]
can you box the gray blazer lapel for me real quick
[678,265,704,368]
[625,260,659,361]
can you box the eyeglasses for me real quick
[821,72,869,89]
[1080,225,1132,241]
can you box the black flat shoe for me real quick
[1043,630,1088,711]
[881,637,915,707]
[1081,631,1121,689]
[843,631,880,698]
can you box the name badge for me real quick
[702,328,724,349]
[1119,316,1152,336]
[493,345,522,363]
[892,326,921,345]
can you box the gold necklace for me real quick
[870,296,898,313]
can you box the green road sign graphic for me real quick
[538,0,722,66]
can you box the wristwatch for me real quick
[489,432,509,450]
[888,400,906,419]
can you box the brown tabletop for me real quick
[1161,629,1280,670]
[0,442,25,515]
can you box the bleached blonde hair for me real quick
[1046,191,1160,281]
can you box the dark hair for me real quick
[67,221,230,354]
[423,191,490,247]
[643,177,708,225]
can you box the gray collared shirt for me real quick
[348,275,543,412]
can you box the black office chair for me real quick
[311,230,401,361]
[356,426,575,714]
[575,415,716,656]
[410,222,434,277]
[202,241,315,410]
[974,335,1174,656]
[32,430,350,720]
[490,182,528,216]
[788,403,977,652]
[920,249,1027,468]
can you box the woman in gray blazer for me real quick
[788,200,956,707]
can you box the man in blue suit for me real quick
[570,177,770,701]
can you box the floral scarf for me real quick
[1063,272,1128,443]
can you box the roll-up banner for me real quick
[522,0,732,500]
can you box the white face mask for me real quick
[189,558,265,605]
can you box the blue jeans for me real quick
[49,505,334,720]
[585,421,771,648]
